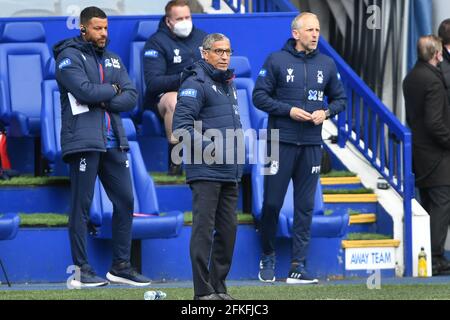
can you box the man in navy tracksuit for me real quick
[143,0,207,176]
[54,7,151,288]
[253,12,346,284]
[173,33,243,300]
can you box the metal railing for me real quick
[321,37,414,277]
[211,0,414,276]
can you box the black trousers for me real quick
[68,149,134,269]
[260,143,321,265]
[419,186,450,259]
[189,181,238,296]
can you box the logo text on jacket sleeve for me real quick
[180,89,198,98]
[58,58,72,69]
[258,69,267,77]
[144,50,159,58]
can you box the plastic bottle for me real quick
[144,290,167,300]
[418,247,427,277]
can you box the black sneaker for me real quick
[286,263,318,284]
[168,164,183,176]
[258,253,276,283]
[106,262,151,287]
[193,293,222,300]
[432,256,450,276]
[70,266,109,289]
[217,293,234,300]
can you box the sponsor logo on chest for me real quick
[308,90,324,102]
[317,70,324,84]
[104,58,121,69]
[173,49,182,63]
[286,68,295,83]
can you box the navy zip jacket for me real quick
[53,36,137,161]
[143,17,207,108]
[173,60,244,184]
[253,39,346,145]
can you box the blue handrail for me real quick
[321,37,414,277]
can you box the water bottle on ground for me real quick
[418,247,427,277]
[144,290,167,300]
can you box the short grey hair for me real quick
[417,35,443,62]
[291,12,318,30]
[202,33,230,50]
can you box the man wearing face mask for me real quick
[143,0,207,176]
[54,6,152,288]
[403,35,450,276]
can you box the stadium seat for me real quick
[40,58,67,176]
[231,56,267,131]
[0,213,20,286]
[0,22,50,137]
[128,20,162,135]
[231,56,267,174]
[251,124,349,238]
[89,118,184,239]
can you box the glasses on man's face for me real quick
[207,48,233,57]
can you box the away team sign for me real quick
[345,247,396,270]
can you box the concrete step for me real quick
[349,214,377,225]
[321,176,363,190]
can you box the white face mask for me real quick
[172,20,193,38]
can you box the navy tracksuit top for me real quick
[173,60,244,184]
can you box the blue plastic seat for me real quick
[128,20,162,134]
[89,118,184,239]
[0,213,20,286]
[231,56,267,174]
[0,22,50,137]
[251,122,348,238]
[40,58,67,176]
[231,56,267,132]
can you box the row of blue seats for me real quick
[0,21,266,139]
[41,58,184,240]
[0,21,349,242]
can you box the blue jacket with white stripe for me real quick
[143,17,207,108]
[173,60,244,184]
[253,39,346,145]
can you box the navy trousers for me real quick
[260,143,322,264]
[68,149,134,269]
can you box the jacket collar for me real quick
[419,60,447,88]
[282,38,318,59]
[181,60,235,84]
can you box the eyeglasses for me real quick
[206,48,233,57]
